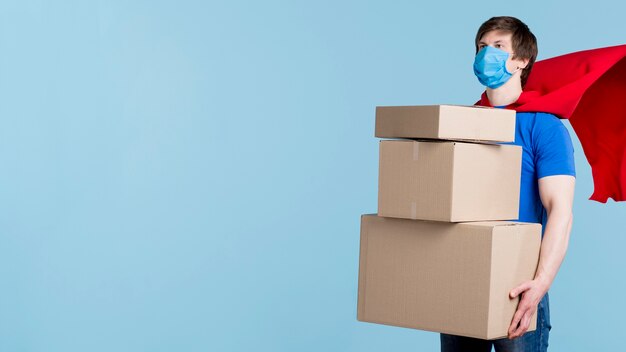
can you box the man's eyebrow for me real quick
[478,39,506,45]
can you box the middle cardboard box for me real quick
[378,139,522,222]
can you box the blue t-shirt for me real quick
[494,107,576,236]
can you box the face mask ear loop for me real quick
[505,66,522,75]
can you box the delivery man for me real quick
[440,16,576,352]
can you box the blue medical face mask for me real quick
[473,46,520,89]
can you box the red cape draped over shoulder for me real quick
[475,44,626,203]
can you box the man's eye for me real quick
[495,44,502,48]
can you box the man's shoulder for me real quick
[516,111,565,129]
[515,110,560,119]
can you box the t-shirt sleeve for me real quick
[534,113,577,179]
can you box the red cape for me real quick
[475,44,626,203]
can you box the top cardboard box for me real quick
[375,105,516,142]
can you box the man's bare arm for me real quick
[534,175,576,288]
[507,175,575,339]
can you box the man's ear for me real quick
[521,58,530,69]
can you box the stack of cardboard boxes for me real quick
[357,105,542,340]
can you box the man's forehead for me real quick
[479,30,512,44]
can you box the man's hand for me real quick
[507,278,549,339]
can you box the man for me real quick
[440,16,576,352]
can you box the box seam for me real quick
[486,227,496,339]
[449,142,457,221]
[436,105,442,138]
[357,216,371,321]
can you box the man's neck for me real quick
[486,77,523,106]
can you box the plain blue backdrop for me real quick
[1,1,624,351]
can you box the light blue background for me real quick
[1,1,624,351]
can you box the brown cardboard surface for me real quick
[378,140,522,222]
[357,214,541,340]
[375,105,516,142]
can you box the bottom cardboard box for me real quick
[357,214,541,340]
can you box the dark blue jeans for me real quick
[440,292,551,352]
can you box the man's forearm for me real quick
[534,209,573,290]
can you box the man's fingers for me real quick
[508,306,525,335]
[520,310,532,331]
[507,281,539,339]
[510,310,533,338]
[510,281,532,298]
[516,311,532,335]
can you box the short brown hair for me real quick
[475,16,538,87]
